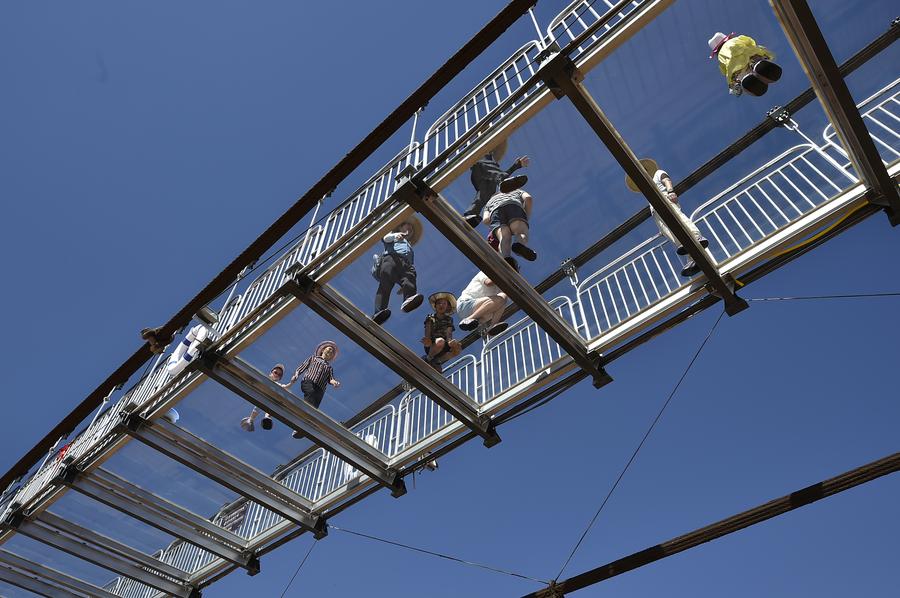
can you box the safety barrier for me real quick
[823,76,900,170]
[546,0,645,60]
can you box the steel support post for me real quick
[199,353,406,497]
[57,466,255,570]
[0,549,121,598]
[10,512,194,597]
[122,414,327,539]
[770,0,900,225]
[398,181,612,387]
[539,54,748,315]
[284,278,501,446]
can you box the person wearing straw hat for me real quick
[626,158,709,278]
[372,216,425,325]
[464,137,530,228]
[282,341,341,438]
[422,291,462,372]
[240,363,285,432]
[708,32,781,97]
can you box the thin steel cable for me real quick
[279,540,317,598]
[554,309,726,581]
[330,525,550,584]
[750,292,900,302]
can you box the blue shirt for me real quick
[382,232,413,260]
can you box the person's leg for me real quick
[427,338,446,360]
[374,255,399,323]
[465,180,497,225]
[399,263,423,312]
[496,225,513,257]
[460,296,500,330]
[293,380,324,438]
[509,219,536,261]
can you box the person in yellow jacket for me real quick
[708,32,782,97]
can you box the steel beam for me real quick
[0,549,121,598]
[398,182,612,387]
[0,565,82,598]
[11,512,193,597]
[770,0,900,225]
[284,278,501,446]
[57,466,255,570]
[539,53,748,316]
[199,353,406,497]
[122,414,327,538]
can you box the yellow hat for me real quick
[624,158,660,193]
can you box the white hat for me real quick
[708,32,727,52]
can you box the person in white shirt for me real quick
[626,158,709,278]
[455,263,520,337]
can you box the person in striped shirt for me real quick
[282,341,341,438]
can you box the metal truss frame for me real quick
[122,414,327,539]
[6,511,195,597]
[398,181,613,388]
[284,277,501,446]
[538,53,748,316]
[56,466,256,572]
[771,0,900,225]
[0,548,122,598]
[199,353,407,497]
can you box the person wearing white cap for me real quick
[708,31,781,97]
[372,217,425,325]
[626,159,709,278]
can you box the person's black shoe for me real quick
[499,174,528,193]
[504,256,520,270]
[753,59,782,84]
[373,309,391,325]
[401,293,424,313]
[740,73,768,96]
[261,415,273,430]
[459,318,479,332]
[464,214,481,228]
[486,321,509,337]
[511,242,537,261]
[681,260,701,277]
[292,430,305,440]
[676,237,709,256]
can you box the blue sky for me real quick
[1,1,898,596]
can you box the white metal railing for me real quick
[823,76,900,170]
[421,41,543,169]
[546,0,645,60]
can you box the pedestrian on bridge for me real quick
[422,292,462,373]
[482,185,536,268]
[708,32,782,97]
[240,363,285,432]
[465,138,530,227]
[282,341,341,439]
[456,265,516,338]
[626,158,709,278]
[372,216,425,325]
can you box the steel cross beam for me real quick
[539,54,749,316]
[122,414,327,539]
[10,512,195,597]
[771,0,900,225]
[56,466,256,572]
[199,353,407,497]
[284,278,501,446]
[397,181,612,388]
[0,549,121,598]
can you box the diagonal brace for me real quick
[770,0,900,225]
[284,278,501,446]
[122,414,327,539]
[398,180,612,386]
[58,465,255,570]
[539,53,748,316]
[200,353,406,497]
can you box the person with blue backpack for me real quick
[372,216,425,325]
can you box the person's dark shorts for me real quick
[423,337,452,360]
[490,203,528,233]
[300,380,326,409]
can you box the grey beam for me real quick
[122,414,327,539]
[398,182,613,386]
[0,564,82,598]
[539,54,749,316]
[0,549,121,598]
[199,353,406,497]
[284,278,501,446]
[57,466,256,571]
[11,512,194,597]
[771,0,900,225]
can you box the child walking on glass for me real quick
[422,292,462,372]
[283,341,342,439]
